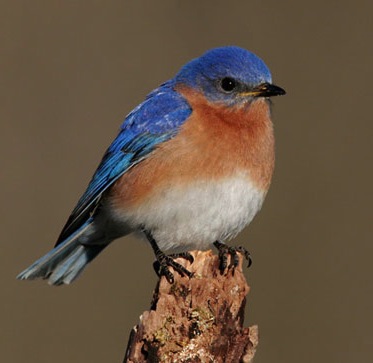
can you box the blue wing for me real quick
[56,81,191,245]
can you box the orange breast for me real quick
[110,87,275,209]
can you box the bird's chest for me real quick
[109,99,274,251]
[113,97,274,201]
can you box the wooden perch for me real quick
[124,250,258,363]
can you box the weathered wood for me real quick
[124,250,258,363]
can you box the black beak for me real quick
[242,82,286,98]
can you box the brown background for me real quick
[2,1,372,362]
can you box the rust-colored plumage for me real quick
[110,86,274,210]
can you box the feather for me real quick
[55,81,191,245]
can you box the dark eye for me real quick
[220,77,237,93]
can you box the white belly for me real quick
[112,175,266,253]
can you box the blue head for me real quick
[175,46,285,105]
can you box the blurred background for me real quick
[2,1,372,362]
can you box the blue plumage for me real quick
[176,46,272,103]
[56,81,191,244]
[17,79,191,285]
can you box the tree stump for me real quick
[124,250,258,363]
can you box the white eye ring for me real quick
[220,77,237,93]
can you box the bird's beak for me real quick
[240,83,286,98]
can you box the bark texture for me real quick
[124,250,258,363]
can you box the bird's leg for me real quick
[213,240,252,274]
[143,230,194,283]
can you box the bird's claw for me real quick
[153,253,194,283]
[213,241,252,274]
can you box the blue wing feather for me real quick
[56,81,191,244]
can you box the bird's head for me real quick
[175,46,285,106]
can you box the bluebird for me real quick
[17,46,285,285]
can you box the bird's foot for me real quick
[153,252,194,284]
[143,228,194,283]
[213,240,252,274]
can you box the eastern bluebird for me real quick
[18,46,285,285]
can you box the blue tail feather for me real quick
[17,218,106,285]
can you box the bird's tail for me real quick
[17,219,107,285]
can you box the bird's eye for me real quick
[220,77,237,93]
